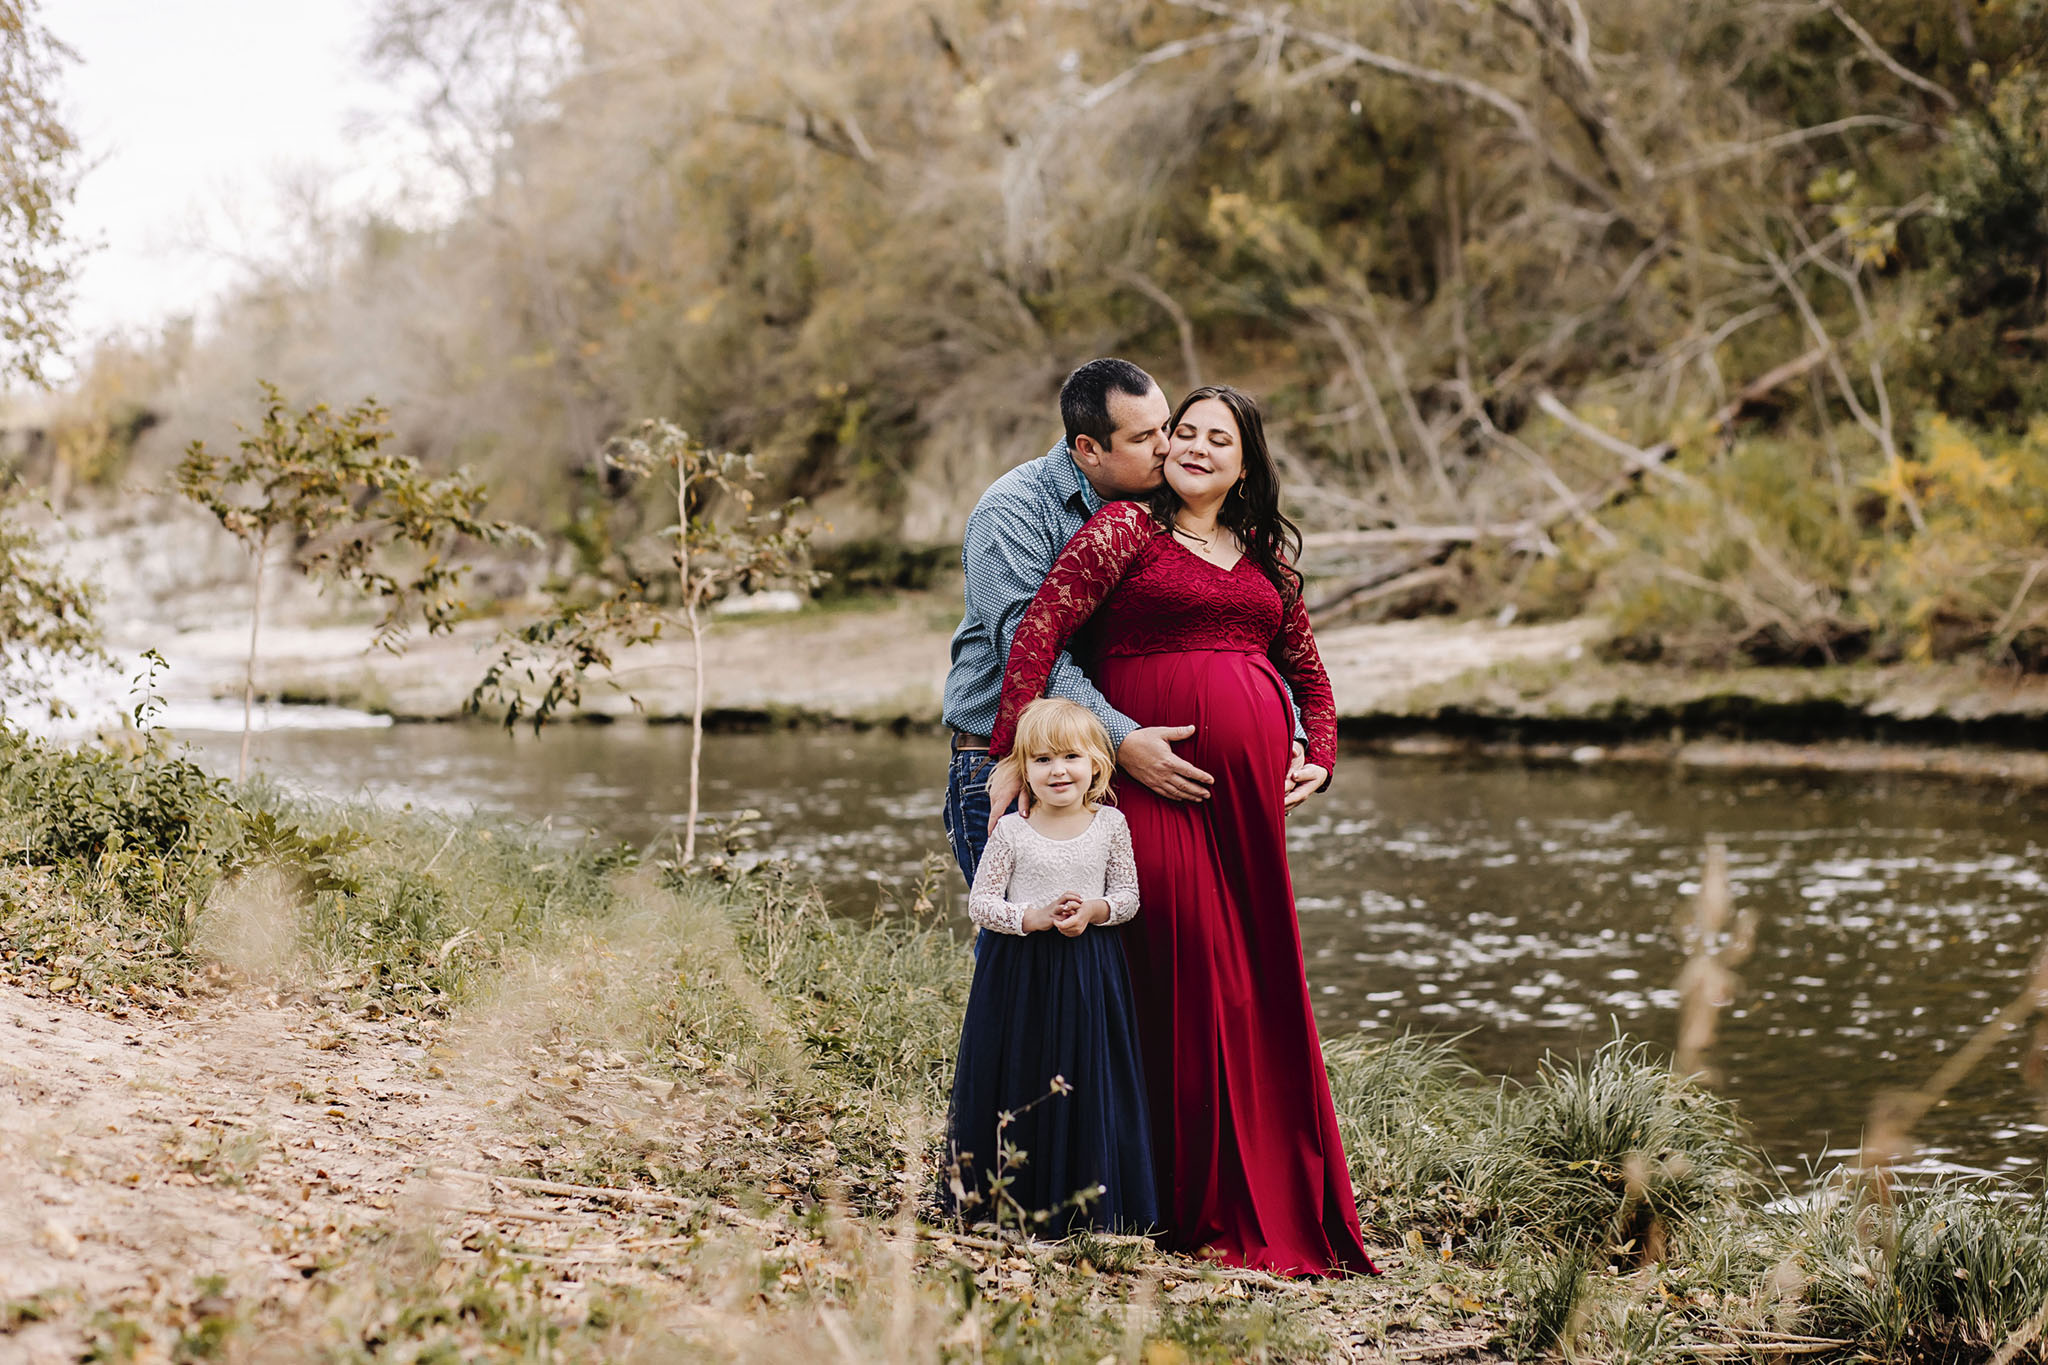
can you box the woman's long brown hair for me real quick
[1149,385,1304,602]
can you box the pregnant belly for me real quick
[1098,649,1291,782]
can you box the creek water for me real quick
[178,718,2048,1183]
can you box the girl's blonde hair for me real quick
[998,698,1118,809]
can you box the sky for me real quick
[44,0,430,350]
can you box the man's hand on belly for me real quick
[1118,725,1214,802]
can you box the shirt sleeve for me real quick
[966,818,1031,936]
[964,499,1141,751]
[1101,811,1140,925]
[989,502,1157,757]
[1269,585,1338,774]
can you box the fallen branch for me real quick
[1988,557,2048,662]
[1348,279,1458,504]
[1304,524,1535,551]
[1706,345,1828,429]
[1394,1333,1497,1361]
[1302,351,1836,624]
[1534,391,1683,483]
[1308,562,1459,624]
[1693,1327,1854,1344]
[441,1168,783,1235]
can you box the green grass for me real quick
[1789,1177,2048,1362]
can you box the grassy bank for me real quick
[4,726,2048,1362]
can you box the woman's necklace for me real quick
[1174,517,1241,566]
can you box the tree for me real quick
[0,0,94,717]
[0,493,107,720]
[471,420,820,863]
[48,0,2048,667]
[176,382,533,779]
[0,0,80,387]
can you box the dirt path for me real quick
[0,981,1504,1363]
[0,982,681,1362]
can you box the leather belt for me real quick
[950,729,991,753]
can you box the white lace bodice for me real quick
[968,808,1141,936]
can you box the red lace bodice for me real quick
[991,500,1338,769]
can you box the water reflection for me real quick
[175,722,2048,1180]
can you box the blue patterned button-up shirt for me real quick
[942,441,1138,748]
[942,441,1302,752]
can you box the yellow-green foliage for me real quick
[1876,416,2048,665]
[1562,411,2048,669]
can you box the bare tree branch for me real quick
[1535,391,1688,486]
[1167,0,1625,212]
[1120,270,1203,389]
[1542,369,1842,622]
[1496,0,1652,189]
[1077,25,1259,110]
[1657,114,1922,180]
[1707,345,1829,430]
[1947,0,1980,59]
[1555,0,1593,68]
[1471,412,1621,548]
[1761,244,1926,531]
[838,111,877,163]
[1489,234,1672,396]
[1312,308,1412,499]
[1348,279,1458,505]
[1821,0,1958,110]
[1988,558,2048,663]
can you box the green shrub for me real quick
[1559,411,2048,671]
[1793,1180,2048,1361]
[0,726,236,870]
[1488,1039,1753,1258]
[1329,1033,1754,1263]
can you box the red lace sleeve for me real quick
[990,502,1157,756]
[1270,586,1338,772]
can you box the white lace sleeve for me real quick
[967,819,1031,936]
[1102,810,1140,925]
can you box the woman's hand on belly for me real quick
[1283,751,1328,816]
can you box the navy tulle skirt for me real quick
[944,925,1158,1235]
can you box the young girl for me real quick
[944,697,1158,1234]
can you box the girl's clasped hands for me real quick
[1022,890,1111,937]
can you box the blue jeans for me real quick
[942,748,999,886]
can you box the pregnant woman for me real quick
[989,385,1376,1277]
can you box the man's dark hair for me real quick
[1060,358,1158,451]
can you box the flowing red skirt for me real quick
[1099,648,1377,1277]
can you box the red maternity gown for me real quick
[990,499,1377,1277]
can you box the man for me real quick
[941,357,1317,884]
